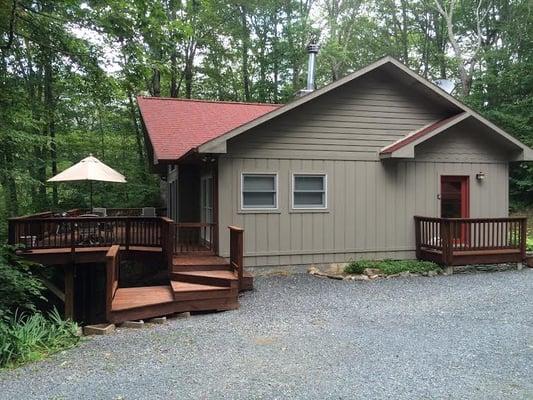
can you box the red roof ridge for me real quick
[137,96,283,107]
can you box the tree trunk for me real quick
[239,6,251,102]
[44,49,58,208]
[127,91,145,168]
[170,50,179,98]
[151,68,161,97]
[184,50,194,99]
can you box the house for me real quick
[139,56,532,271]
[8,56,532,325]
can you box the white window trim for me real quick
[240,172,279,211]
[291,173,328,210]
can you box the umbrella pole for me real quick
[90,181,93,210]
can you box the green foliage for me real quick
[345,259,441,275]
[0,245,45,318]
[526,237,533,253]
[0,0,532,233]
[344,260,367,274]
[0,310,80,369]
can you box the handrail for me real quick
[229,226,244,290]
[9,208,167,219]
[172,222,217,253]
[8,216,166,251]
[105,245,120,321]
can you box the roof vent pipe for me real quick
[306,43,320,91]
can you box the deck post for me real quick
[440,219,451,266]
[414,217,421,260]
[7,219,15,245]
[64,265,75,320]
[70,220,75,255]
[161,218,175,273]
[125,219,131,251]
[519,217,527,261]
[229,226,244,290]
[447,220,455,266]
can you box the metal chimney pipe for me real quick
[306,43,320,91]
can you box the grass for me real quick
[345,259,441,275]
[0,309,80,369]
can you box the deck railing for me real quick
[415,216,527,265]
[105,245,121,321]
[12,208,166,218]
[171,222,217,253]
[229,226,244,290]
[8,216,166,252]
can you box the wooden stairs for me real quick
[107,254,253,324]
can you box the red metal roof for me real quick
[138,97,280,162]
[380,113,466,155]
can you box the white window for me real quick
[292,174,327,209]
[241,173,278,210]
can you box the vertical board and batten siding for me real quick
[216,69,510,267]
[218,159,508,266]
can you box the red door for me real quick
[441,176,469,242]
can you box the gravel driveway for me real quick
[1,269,532,400]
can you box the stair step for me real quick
[172,264,231,272]
[170,281,236,301]
[171,270,238,287]
[242,271,254,291]
[112,285,174,312]
[173,255,227,267]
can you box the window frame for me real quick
[240,172,279,211]
[291,173,328,210]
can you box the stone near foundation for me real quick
[121,320,145,329]
[83,323,116,336]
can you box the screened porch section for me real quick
[166,163,217,254]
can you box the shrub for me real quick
[0,309,80,368]
[0,245,45,318]
[526,237,533,252]
[345,259,378,274]
[344,259,440,275]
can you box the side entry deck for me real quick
[415,216,527,266]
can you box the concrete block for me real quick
[121,320,145,329]
[175,312,191,319]
[83,324,116,336]
[148,316,167,325]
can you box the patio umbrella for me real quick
[47,154,127,209]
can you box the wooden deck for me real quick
[415,216,527,266]
[107,248,245,323]
[8,212,252,324]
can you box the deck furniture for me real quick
[92,207,107,217]
[141,207,156,217]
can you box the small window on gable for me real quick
[242,173,277,209]
[292,174,327,209]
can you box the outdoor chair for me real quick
[92,207,107,217]
[141,207,156,217]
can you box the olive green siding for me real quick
[217,159,508,266]
[215,70,510,268]
[226,71,450,161]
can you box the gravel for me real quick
[1,269,532,400]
